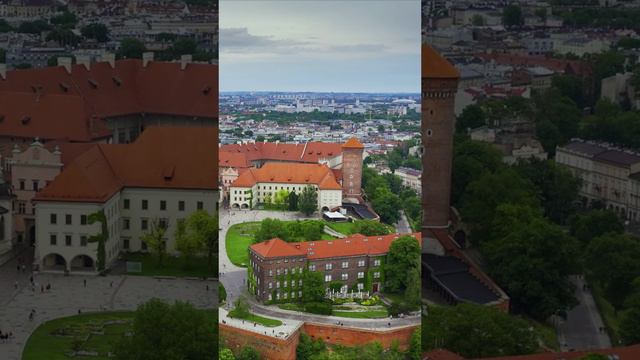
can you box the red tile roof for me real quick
[251,233,421,260]
[34,126,218,202]
[342,137,364,149]
[0,60,217,142]
[231,162,342,190]
[473,53,591,77]
[423,45,460,79]
[219,141,343,166]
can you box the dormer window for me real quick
[112,76,122,86]
[21,116,31,125]
[88,79,98,89]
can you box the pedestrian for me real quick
[110,281,113,288]
[83,279,87,288]
[21,265,26,273]
[16,264,20,272]
[40,285,44,293]
[206,285,209,291]
[46,283,51,292]
[78,309,82,314]
[14,281,18,290]
[29,275,33,284]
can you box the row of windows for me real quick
[268,279,303,289]
[308,259,379,271]
[123,199,204,211]
[49,234,88,247]
[17,179,49,192]
[270,291,303,301]
[50,214,89,225]
[324,272,379,282]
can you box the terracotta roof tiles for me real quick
[231,162,342,190]
[423,44,460,79]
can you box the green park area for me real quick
[23,303,217,360]
[23,312,134,360]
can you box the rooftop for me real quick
[423,44,460,79]
[231,162,342,190]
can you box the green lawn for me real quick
[24,310,218,360]
[226,222,261,267]
[22,311,134,360]
[278,303,305,312]
[333,310,389,319]
[228,310,283,327]
[123,253,215,277]
[326,221,358,235]
[529,320,560,351]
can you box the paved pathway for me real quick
[557,275,611,351]
[219,208,420,331]
[0,253,216,360]
[395,210,412,234]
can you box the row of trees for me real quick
[257,185,317,216]
[362,167,420,227]
[364,138,422,171]
[253,218,325,243]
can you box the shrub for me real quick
[304,301,332,315]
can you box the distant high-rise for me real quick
[422,44,459,238]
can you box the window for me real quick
[141,241,148,251]
[32,180,38,191]
[299,279,302,286]
[358,260,365,267]
[178,201,185,211]
[284,280,288,287]
[65,214,72,225]
[158,218,168,229]
[19,180,25,190]
[358,271,365,279]
[50,234,57,245]
[357,283,364,290]
[123,238,130,250]
[374,259,381,267]
[276,269,281,276]
[197,201,203,210]
[341,261,349,269]
[121,199,129,210]
[160,200,166,210]
[65,235,72,246]
[50,213,57,224]
[374,272,380,279]
[268,269,273,276]
[141,200,148,210]
[276,281,280,288]
[341,273,348,280]
[80,215,87,225]
[309,264,316,271]
[141,219,148,231]
[123,218,130,230]
[325,263,333,270]
[325,274,332,282]
[18,202,25,214]
[268,282,273,289]
[80,236,87,247]
[284,268,288,275]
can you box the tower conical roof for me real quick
[342,137,364,149]
[423,44,459,79]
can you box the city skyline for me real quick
[219,0,421,93]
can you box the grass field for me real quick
[325,221,358,235]
[22,311,134,360]
[123,253,215,277]
[226,222,261,267]
[228,310,283,327]
[591,282,621,344]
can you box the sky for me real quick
[219,0,421,93]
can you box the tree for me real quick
[456,104,486,133]
[231,295,250,318]
[452,138,503,206]
[535,8,547,23]
[471,14,486,26]
[118,38,146,59]
[620,300,640,345]
[299,186,317,216]
[513,159,581,224]
[237,347,260,360]
[219,348,236,360]
[0,19,13,33]
[408,328,421,360]
[296,333,326,360]
[46,29,81,47]
[81,23,109,42]
[17,20,50,34]
[185,210,218,271]
[302,270,325,303]
[274,189,289,209]
[171,38,198,56]
[50,11,78,28]
[534,89,582,154]
[113,299,216,360]
[570,209,624,245]
[422,303,539,358]
[254,218,289,242]
[483,208,580,320]
[175,218,201,266]
[87,211,108,271]
[585,234,640,308]
[219,283,227,305]
[371,188,401,224]
[502,4,524,28]
[141,218,168,266]
[353,220,389,236]
[404,267,421,307]
[288,191,299,211]
[461,168,539,242]
[384,235,420,294]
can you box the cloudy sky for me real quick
[220,0,420,93]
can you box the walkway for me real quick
[0,254,216,360]
[557,275,611,351]
[395,210,412,234]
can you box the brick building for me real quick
[248,233,420,303]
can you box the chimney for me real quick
[142,52,154,67]
[0,63,6,80]
[57,57,72,74]
[101,52,115,68]
[76,55,91,71]
[180,54,192,70]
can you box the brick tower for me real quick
[342,137,365,198]
[422,45,459,242]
